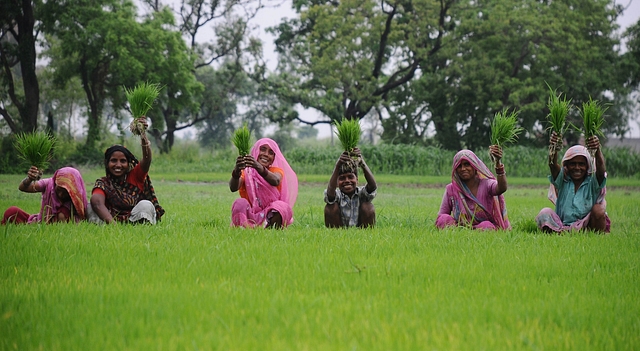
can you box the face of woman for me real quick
[565,155,588,182]
[257,144,275,167]
[55,185,70,202]
[456,160,477,181]
[107,151,129,177]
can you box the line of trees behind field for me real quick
[2,0,640,158]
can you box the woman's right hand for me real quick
[27,166,42,181]
[549,131,560,146]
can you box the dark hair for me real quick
[339,163,357,176]
[104,145,138,174]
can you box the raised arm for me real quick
[354,148,377,194]
[489,145,507,195]
[229,156,245,192]
[326,151,351,202]
[586,136,606,185]
[138,116,152,174]
[18,166,43,193]
[548,131,562,181]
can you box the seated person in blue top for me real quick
[324,148,377,228]
[535,131,610,233]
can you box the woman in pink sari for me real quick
[2,166,88,224]
[229,138,298,228]
[435,146,511,230]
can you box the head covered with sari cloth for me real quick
[97,145,165,220]
[450,150,510,229]
[35,167,87,223]
[547,145,606,205]
[243,138,298,221]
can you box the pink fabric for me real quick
[436,150,510,230]
[535,207,611,233]
[232,138,298,227]
[29,167,87,223]
[2,206,30,224]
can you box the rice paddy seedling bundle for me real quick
[545,85,573,155]
[490,109,523,165]
[14,131,56,173]
[334,118,362,170]
[232,124,252,156]
[125,82,162,135]
[579,97,607,157]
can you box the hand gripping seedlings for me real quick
[14,131,56,176]
[545,84,573,155]
[579,97,606,158]
[490,108,523,165]
[124,82,162,135]
[232,124,252,156]
[334,118,362,170]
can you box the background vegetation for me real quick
[2,0,640,157]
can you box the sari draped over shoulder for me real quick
[445,150,510,229]
[30,167,87,223]
[94,164,164,223]
[233,138,298,227]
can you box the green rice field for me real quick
[1,169,639,350]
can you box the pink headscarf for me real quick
[243,138,298,219]
[449,150,510,229]
[548,145,606,205]
[30,167,87,223]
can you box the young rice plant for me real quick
[125,82,162,135]
[580,97,607,157]
[334,118,362,170]
[546,85,573,155]
[14,131,56,172]
[232,124,252,156]
[490,108,523,145]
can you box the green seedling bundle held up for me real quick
[232,124,252,156]
[125,82,162,135]
[14,131,56,174]
[545,85,573,155]
[490,108,523,166]
[334,118,362,171]
[579,97,607,158]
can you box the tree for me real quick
[399,0,628,150]
[41,0,202,153]
[263,0,455,126]
[0,0,40,133]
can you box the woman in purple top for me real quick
[436,146,510,230]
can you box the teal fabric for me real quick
[549,169,606,225]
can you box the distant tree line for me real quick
[2,0,640,157]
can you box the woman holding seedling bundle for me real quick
[535,134,609,233]
[435,146,511,230]
[229,138,298,228]
[535,92,609,233]
[88,116,165,224]
[2,166,88,224]
[436,109,520,230]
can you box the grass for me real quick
[1,172,639,350]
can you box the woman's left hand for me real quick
[489,145,503,163]
[586,135,600,150]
